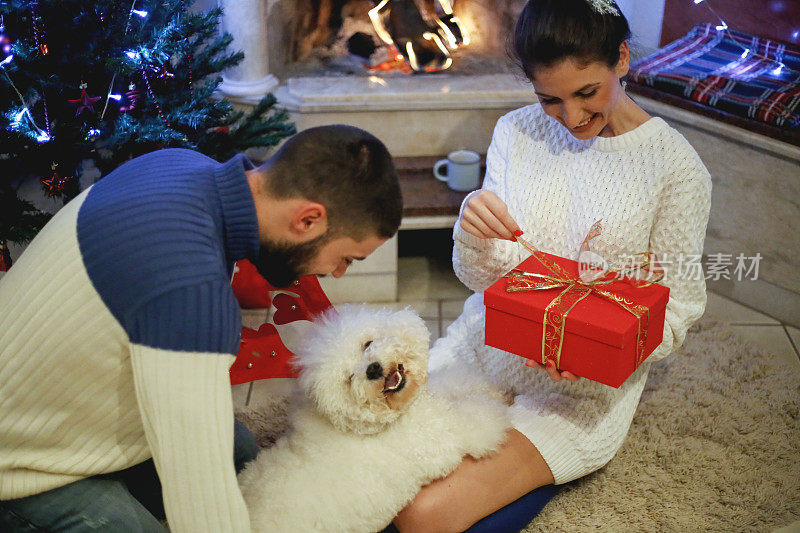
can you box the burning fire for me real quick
[368,0,470,73]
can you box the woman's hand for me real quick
[460,190,522,241]
[525,358,581,382]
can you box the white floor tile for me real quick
[704,292,780,324]
[706,278,800,328]
[728,325,800,373]
[397,257,471,301]
[441,298,469,318]
[786,326,800,358]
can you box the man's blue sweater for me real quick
[0,149,259,531]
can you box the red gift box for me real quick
[484,251,669,388]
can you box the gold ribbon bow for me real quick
[507,220,664,368]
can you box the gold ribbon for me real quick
[507,220,664,368]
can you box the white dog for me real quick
[237,305,511,532]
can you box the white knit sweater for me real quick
[429,104,712,484]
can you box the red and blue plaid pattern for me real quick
[629,23,800,130]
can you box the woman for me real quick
[393,0,712,531]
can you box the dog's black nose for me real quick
[366,362,383,380]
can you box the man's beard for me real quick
[249,233,329,288]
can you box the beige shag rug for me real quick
[237,320,800,532]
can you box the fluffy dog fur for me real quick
[237,305,511,532]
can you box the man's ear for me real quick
[616,41,630,78]
[291,201,327,238]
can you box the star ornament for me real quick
[69,88,101,116]
[41,172,72,197]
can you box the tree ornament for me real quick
[119,82,141,112]
[41,163,73,197]
[0,239,12,271]
[68,82,101,117]
[0,18,12,63]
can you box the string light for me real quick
[180,0,195,100]
[102,1,146,120]
[2,55,50,143]
[12,108,27,124]
[7,105,49,143]
[693,0,792,78]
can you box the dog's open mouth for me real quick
[383,364,406,394]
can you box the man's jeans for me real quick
[0,420,259,532]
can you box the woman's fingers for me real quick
[560,371,580,381]
[463,198,507,239]
[524,359,580,382]
[463,191,521,240]
[469,195,512,239]
[544,360,562,381]
[482,193,522,237]
[460,214,494,240]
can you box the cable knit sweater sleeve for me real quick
[646,141,712,361]
[452,118,523,292]
[128,281,251,533]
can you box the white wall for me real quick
[616,0,666,58]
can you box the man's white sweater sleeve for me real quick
[130,346,250,533]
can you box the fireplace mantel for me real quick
[274,73,533,157]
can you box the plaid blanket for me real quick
[629,23,800,130]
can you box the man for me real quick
[0,125,402,532]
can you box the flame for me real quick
[405,41,419,71]
[435,18,458,49]
[367,0,470,72]
[434,0,470,46]
[368,0,394,45]
[451,16,470,45]
[437,0,454,14]
[423,32,452,70]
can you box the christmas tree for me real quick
[0,0,296,269]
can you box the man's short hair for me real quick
[261,125,402,240]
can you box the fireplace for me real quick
[276,0,528,77]
[216,0,534,159]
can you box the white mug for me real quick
[433,150,481,192]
